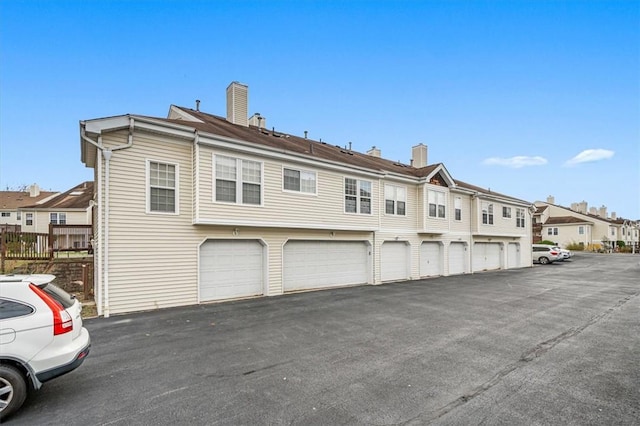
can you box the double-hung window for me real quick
[215,155,262,205]
[345,178,371,214]
[428,190,446,218]
[454,197,462,221]
[482,202,494,225]
[547,227,558,236]
[384,185,406,216]
[148,161,178,213]
[1,212,10,217]
[502,207,511,219]
[516,208,525,228]
[578,226,584,235]
[283,168,316,194]
[50,212,67,225]
[25,213,33,226]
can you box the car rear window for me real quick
[37,282,75,309]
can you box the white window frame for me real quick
[547,227,558,236]
[454,197,462,221]
[482,202,494,225]
[1,212,10,218]
[384,184,406,216]
[282,167,317,195]
[213,154,263,206]
[50,212,67,225]
[516,208,525,228]
[146,159,179,215]
[428,190,446,219]
[16,211,21,220]
[502,206,512,219]
[578,226,584,235]
[25,213,33,226]
[344,177,372,215]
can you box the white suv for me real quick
[0,274,91,420]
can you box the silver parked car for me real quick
[532,244,562,264]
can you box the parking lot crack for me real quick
[404,291,640,425]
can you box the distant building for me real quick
[0,184,58,231]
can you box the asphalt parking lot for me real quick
[10,253,640,425]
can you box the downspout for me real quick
[470,191,479,273]
[81,117,135,318]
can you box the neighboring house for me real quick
[80,81,534,317]
[534,196,639,250]
[18,181,94,233]
[0,184,58,231]
[19,182,94,251]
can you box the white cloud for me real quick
[482,156,548,168]
[564,149,615,167]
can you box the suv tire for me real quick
[0,364,28,421]
[538,257,550,265]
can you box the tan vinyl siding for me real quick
[379,180,417,231]
[100,131,197,314]
[197,146,379,230]
[449,192,472,233]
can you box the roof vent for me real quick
[249,113,266,129]
[367,146,381,157]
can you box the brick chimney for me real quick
[226,82,248,127]
[412,144,428,168]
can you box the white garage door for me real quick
[199,240,264,302]
[381,241,410,282]
[448,242,467,275]
[472,243,502,272]
[507,243,520,268]
[420,242,442,277]
[283,241,369,292]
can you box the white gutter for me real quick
[80,117,135,318]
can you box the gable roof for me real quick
[1,189,58,210]
[166,106,439,179]
[82,106,532,206]
[21,182,93,210]
[545,216,592,225]
[534,205,548,214]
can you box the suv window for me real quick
[38,282,75,309]
[0,299,34,319]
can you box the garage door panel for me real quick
[284,241,369,291]
[473,242,502,272]
[200,240,264,302]
[420,242,442,277]
[448,242,466,275]
[381,242,410,282]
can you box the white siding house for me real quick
[80,82,534,317]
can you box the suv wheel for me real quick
[0,364,28,420]
[539,257,550,265]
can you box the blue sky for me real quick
[1,0,638,218]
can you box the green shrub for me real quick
[539,240,556,245]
